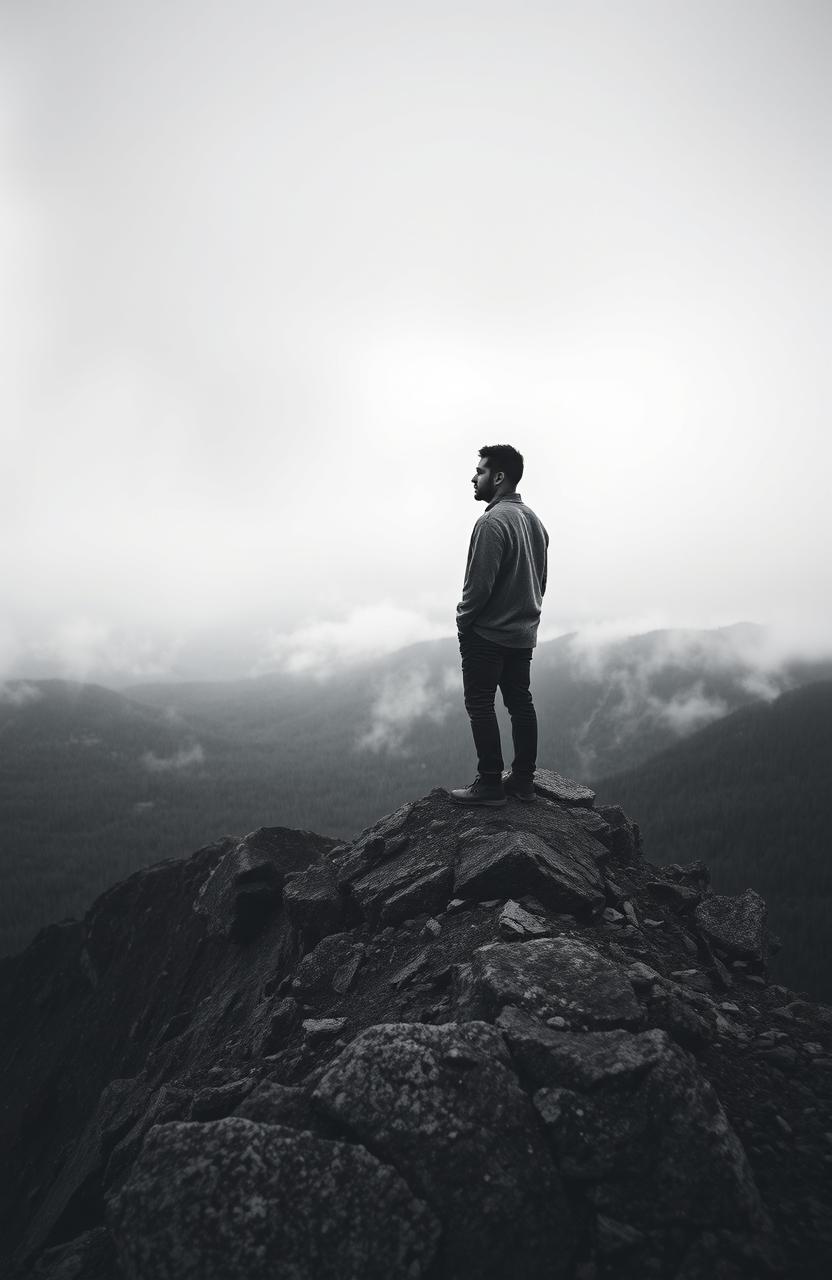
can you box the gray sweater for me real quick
[456,492,549,648]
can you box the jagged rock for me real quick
[352,800,415,849]
[512,1017,771,1252]
[194,828,333,943]
[695,889,768,962]
[106,1117,440,1279]
[499,900,554,939]
[191,1078,255,1120]
[302,1017,347,1047]
[647,879,701,912]
[292,933,362,1000]
[30,1226,117,1279]
[568,808,612,848]
[283,863,348,945]
[234,1082,314,1129]
[17,1075,152,1266]
[643,983,716,1051]
[103,1085,193,1194]
[348,843,448,927]
[378,865,453,927]
[313,1021,576,1279]
[454,937,644,1030]
[595,806,641,864]
[531,769,596,807]
[663,860,711,889]
[251,996,300,1055]
[498,1006,668,1088]
[453,828,604,916]
[390,949,431,990]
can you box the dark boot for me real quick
[503,772,537,803]
[449,776,507,807]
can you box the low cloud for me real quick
[253,604,451,680]
[645,685,728,733]
[141,743,205,772]
[0,681,43,706]
[2,618,184,685]
[357,665,460,754]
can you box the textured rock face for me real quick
[6,780,832,1280]
[454,828,604,915]
[694,889,768,962]
[314,1021,576,1280]
[456,936,644,1030]
[500,1007,772,1271]
[107,1117,440,1280]
[194,827,337,942]
[531,769,596,807]
[282,863,348,944]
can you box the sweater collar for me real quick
[485,492,523,511]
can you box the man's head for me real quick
[472,444,524,503]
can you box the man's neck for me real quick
[486,489,521,509]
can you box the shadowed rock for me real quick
[283,863,348,945]
[292,933,363,1000]
[454,828,604,915]
[194,828,334,943]
[107,1117,440,1280]
[314,1021,576,1280]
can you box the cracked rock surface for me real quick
[3,777,832,1279]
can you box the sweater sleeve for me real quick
[456,518,505,635]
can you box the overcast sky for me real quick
[2,0,831,683]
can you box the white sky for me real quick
[2,1,831,681]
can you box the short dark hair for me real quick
[479,444,524,487]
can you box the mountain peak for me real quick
[2,774,831,1278]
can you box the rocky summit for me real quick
[1,776,831,1279]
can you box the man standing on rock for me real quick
[451,444,549,807]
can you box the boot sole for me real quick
[507,792,536,803]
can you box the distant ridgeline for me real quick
[2,771,832,1278]
[1,646,830,1002]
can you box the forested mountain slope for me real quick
[595,681,832,998]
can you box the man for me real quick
[451,444,549,807]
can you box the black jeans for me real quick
[459,630,537,785]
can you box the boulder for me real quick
[453,829,604,916]
[292,933,362,1001]
[531,770,596,807]
[595,806,642,864]
[498,1007,667,1089]
[107,1117,439,1280]
[348,845,449,926]
[283,864,349,946]
[694,890,768,963]
[455,937,644,1030]
[313,1021,575,1279]
[529,1035,770,1238]
[378,866,453,927]
[194,827,333,943]
[498,900,555,940]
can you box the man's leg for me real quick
[499,645,537,781]
[459,631,504,782]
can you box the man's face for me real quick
[472,457,500,502]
